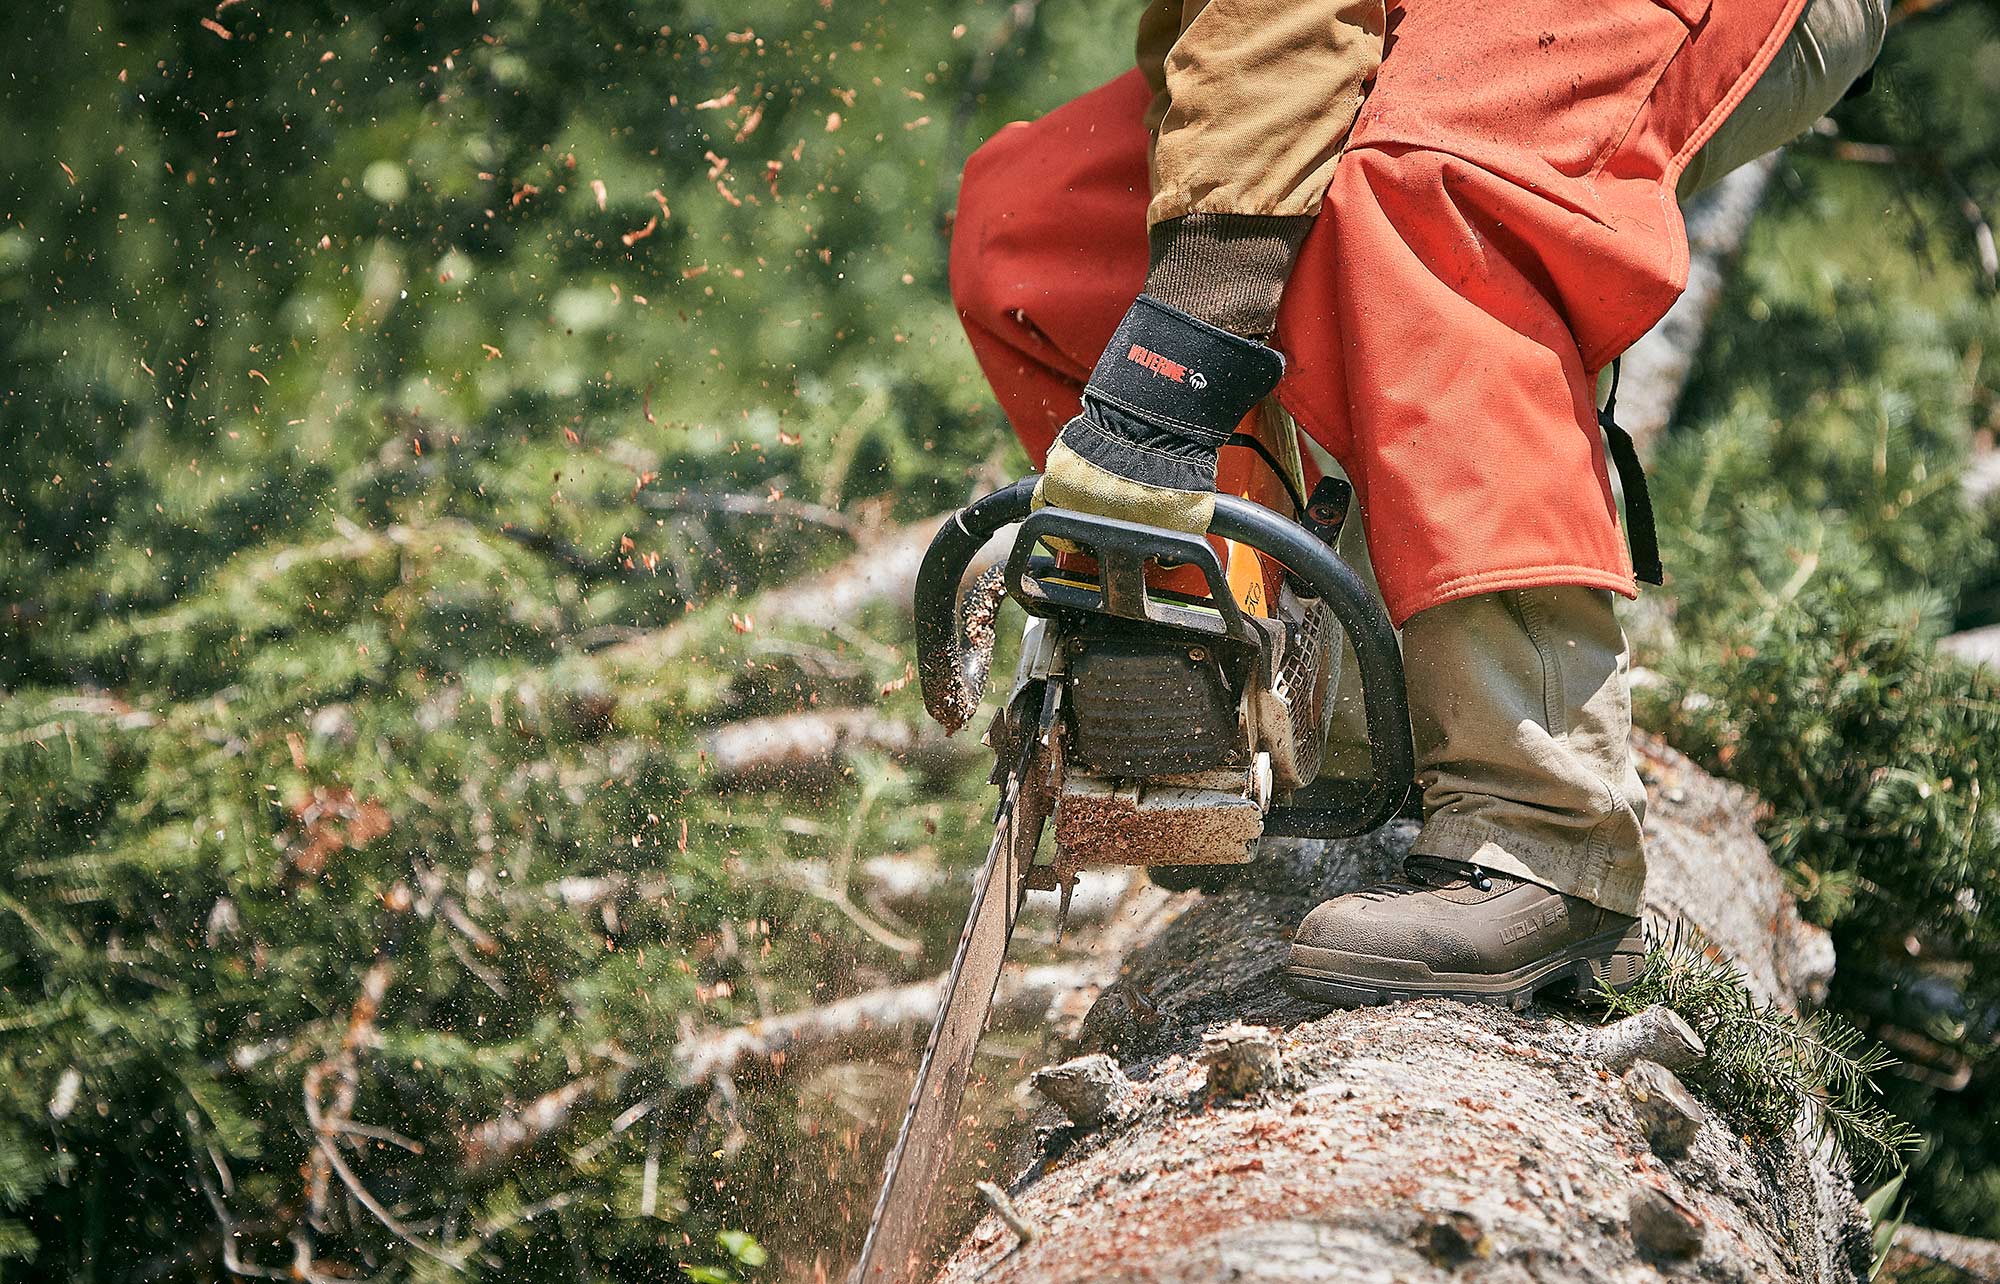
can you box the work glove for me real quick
[1035,294,1285,534]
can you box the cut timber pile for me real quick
[931,735,1872,1283]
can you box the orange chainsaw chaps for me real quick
[951,0,1808,627]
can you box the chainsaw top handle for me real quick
[913,479,1415,841]
[1002,508,1265,651]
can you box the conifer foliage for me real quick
[1604,933,1920,1175]
[0,0,1087,1276]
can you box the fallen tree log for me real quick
[927,735,1872,1283]
[672,961,1112,1090]
[699,707,975,789]
[1882,1226,2000,1283]
[458,870,1172,1171]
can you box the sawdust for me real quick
[934,565,1008,734]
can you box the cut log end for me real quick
[1585,1004,1706,1073]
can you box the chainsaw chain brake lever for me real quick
[914,478,1416,840]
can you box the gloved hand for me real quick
[1036,294,1285,534]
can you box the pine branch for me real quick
[1602,928,1920,1175]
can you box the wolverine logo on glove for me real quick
[1125,343,1197,386]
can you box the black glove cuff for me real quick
[1082,294,1285,447]
[1059,404,1220,493]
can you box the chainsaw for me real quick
[850,406,1415,1282]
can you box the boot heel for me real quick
[1581,947,1647,993]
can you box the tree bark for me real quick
[1615,156,1781,450]
[930,734,1872,1283]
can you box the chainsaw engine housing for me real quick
[992,506,1343,872]
[1066,631,1241,776]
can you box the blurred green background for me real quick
[3,0,2000,1279]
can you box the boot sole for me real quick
[1284,924,1647,1011]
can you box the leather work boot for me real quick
[1286,857,1647,1008]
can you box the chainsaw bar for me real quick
[850,685,1055,1283]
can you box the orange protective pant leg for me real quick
[951,0,1808,626]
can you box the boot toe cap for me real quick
[1292,898,1477,972]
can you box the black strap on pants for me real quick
[1600,358,1663,585]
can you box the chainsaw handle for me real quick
[1207,495,1415,838]
[1003,508,1264,650]
[913,478,1040,735]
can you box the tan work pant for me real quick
[1322,0,1886,915]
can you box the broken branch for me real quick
[701,707,973,789]
[638,488,861,540]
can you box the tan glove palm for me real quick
[1034,437,1215,535]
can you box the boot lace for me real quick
[1349,855,1495,901]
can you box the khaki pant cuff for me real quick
[1410,814,1645,917]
